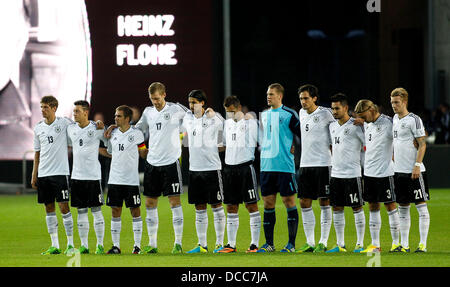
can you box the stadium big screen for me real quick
[86,0,219,124]
[0,0,219,161]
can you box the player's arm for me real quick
[138,142,148,159]
[412,136,426,179]
[31,151,40,189]
[99,147,111,158]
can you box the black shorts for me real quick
[394,172,430,204]
[260,171,298,197]
[298,167,331,200]
[329,177,364,207]
[37,175,70,205]
[223,162,259,205]
[188,170,223,205]
[363,175,396,203]
[70,179,104,208]
[143,160,183,198]
[106,184,141,208]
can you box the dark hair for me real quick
[116,105,133,121]
[330,93,348,107]
[223,95,240,108]
[74,100,90,111]
[40,95,58,108]
[298,84,319,102]
[188,89,207,106]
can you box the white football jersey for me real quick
[33,117,72,177]
[393,113,426,173]
[364,114,395,177]
[329,117,365,178]
[67,121,106,180]
[223,118,258,165]
[135,102,188,166]
[182,111,224,171]
[299,106,335,167]
[107,127,145,186]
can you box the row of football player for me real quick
[31,82,429,255]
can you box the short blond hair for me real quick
[354,99,378,114]
[268,83,284,96]
[148,82,166,95]
[390,87,409,103]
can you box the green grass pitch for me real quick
[0,189,449,267]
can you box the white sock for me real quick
[77,208,90,248]
[388,209,400,245]
[333,210,345,247]
[195,209,208,247]
[145,207,158,247]
[111,217,121,248]
[212,206,226,246]
[62,211,74,247]
[354,209,366,247]
[301,207,316,247]
[249,211,261,247]
[171,205,183,246]
[46,212,59,248]
[416,203,430,247]
[226,213,239,248]
[132,216,142,248]
[398,206,411,248]
[319,205,332,245]
[91,207,105,246]
[369,210,381,247]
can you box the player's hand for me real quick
[353,118,365,126]
[411,166,421,179]
[244,112,256,120]
[104,125,117,139]
[95,120,105,130]
[205,108,215,118]
[31,175,38,190]
[290,144,295,154]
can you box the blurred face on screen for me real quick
[149,91,166,111]
[188,97,204,117]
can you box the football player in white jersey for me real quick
[31,96,75,255]
[105,105,146,255]
[326,94,366,253]
[134,82,188,254]
[218,96,261,253]
[390,88,430,253]
[296,84,334,253]
[354,99,401,253]
[182,90,226,254]
[67,100,106,255]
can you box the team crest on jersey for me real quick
[376,126,382,133]
[313,116,320,123]
[239,125,246,132]
[344,128,350,135]
[128,135,134,142]
[54,125,61,133]
[164,113,171,120]
[87,130,94,138]
[401,123,407,129]
[202,121,208,128]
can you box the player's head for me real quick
[148,82,167,110]
[266,83,284,108]
[354,99,379,123]
[188,89,207,115]
[330,93,349,120]
[115,105,133,127]
[390,87,408,114]
[298,84,319,111]
[73,100,90,123]
[40,95,58,119]
[223,95,244,120]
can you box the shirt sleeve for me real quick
[289,112,301,138]
[412,116,426,138]
[248,118,259,148]
[135,109,148,132]
[33,128,41,151]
